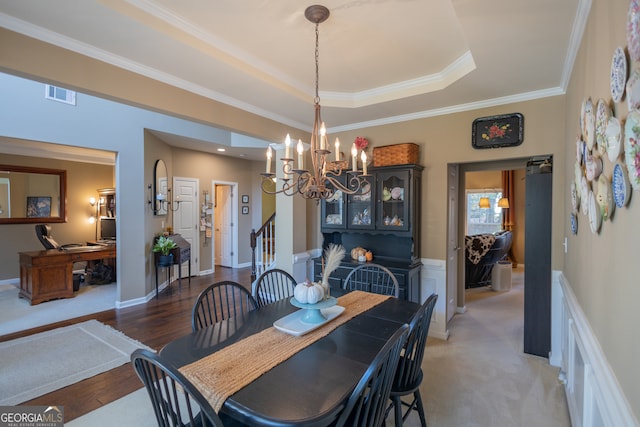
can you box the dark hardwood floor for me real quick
[0,266,252,422]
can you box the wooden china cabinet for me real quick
[314,164,423,302]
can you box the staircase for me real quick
[250,213,276,282]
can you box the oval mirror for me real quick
[154,159,168,216]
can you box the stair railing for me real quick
[250,212,276,282]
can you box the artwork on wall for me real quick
[242,195,249,204]
[472,113,524,149]
[242,205,249,215]
[26,196,52,217]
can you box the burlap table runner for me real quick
[179,290,390,411]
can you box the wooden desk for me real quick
[160,294,418,426]
[19,245,116,305]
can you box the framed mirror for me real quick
[0,164,67,224]
[153,159,168,216]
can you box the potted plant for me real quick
[153,235,178,266]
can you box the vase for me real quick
[321,279,330,297]
[158,254,173,267]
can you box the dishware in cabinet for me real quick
[347,176,375,230]
[320,180,346,229]
[377,169,410,231]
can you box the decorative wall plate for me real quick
[628,0,640,61]
[580,99,586,138]
[596,174,614,221]
[624,110,640,190]
[570,180,580,212]
[627,68,640,111]
[583,98,595,150]
[580,176,590,216]
[576,137,586,165]
[611,46,628,102]
[588,191,601,234]
[585,152,603,181]
[570,212,578,235]
[595,99,610,154]
[612,162,632,208]
[575,162,584,196]
[605,115,623,162]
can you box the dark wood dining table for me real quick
[159,291,420,427]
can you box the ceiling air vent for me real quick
[45,84,76,105]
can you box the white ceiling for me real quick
[0,0,586,160]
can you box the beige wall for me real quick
[329,95,565,270]
[170,147,261,268]
[0,152,114,279]
[563,0,639,414]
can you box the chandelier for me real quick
[261,5,370,200]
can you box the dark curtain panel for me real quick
[502,170,515,229]
[502,170,517,265]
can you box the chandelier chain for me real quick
[260,5,370,201]
[314,23,320,105]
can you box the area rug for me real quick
[0,319,152,405]
[0,282,117,336]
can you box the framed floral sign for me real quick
[472,113,524,149]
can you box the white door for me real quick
[446,164,459,322]
[173,177,198,277]
[215,184,233,267]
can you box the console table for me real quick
[154,234,191,297]
[19,245,116,305]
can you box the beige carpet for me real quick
[417,267,571,427]
[0,282,116,336]
[0,320,151,405]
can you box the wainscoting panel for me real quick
[556,274,638,427]
[421,258,449,340]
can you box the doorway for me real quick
[212,181,238,270]
[448,156,553,355]
[172,177,199,278]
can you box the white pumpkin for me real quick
[294,281,325,304]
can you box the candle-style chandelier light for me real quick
[261,5,370,200]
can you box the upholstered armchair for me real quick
[464,230,513,289]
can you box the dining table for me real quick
[159,290,420,427]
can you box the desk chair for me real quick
[343,263,400,298]
[388,293,438,426]
[333,324,409,427]
[191,281,258,332]
[253,268,296,307]
[35,224,82,250]
[35,224,90,287]
[132,348,233,427]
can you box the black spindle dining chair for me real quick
[131,348,228,427]
[388,293,438,426]
[333,324,409,427]
[253,268,297,307]
[191,281,258,332]
[343,263,400,298]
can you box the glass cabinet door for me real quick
[321,186,346,230]
[347,175,374,230]
[377,170,410,231]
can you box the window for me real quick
[45,85,76,105]
[466,190,504,235]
